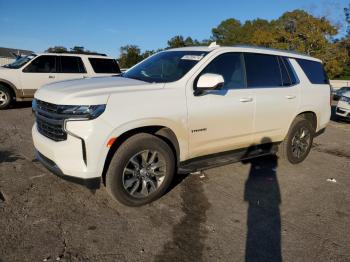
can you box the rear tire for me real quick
[278,116,314,164]
[0,84,13,110]
[106,133,175,206]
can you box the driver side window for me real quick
[23,55,56,73]
[200,53,245,89]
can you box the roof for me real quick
[0,47,33,58]
[168,44,321,62]
[37,53,114,59]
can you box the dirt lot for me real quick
[0,103,350,262]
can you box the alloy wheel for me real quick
[291,127,311,159]
[0,91,8,106]
[122,150,166,198]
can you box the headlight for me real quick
[32,99,37,112]
[57,104,106,119]
[340,96,350,103]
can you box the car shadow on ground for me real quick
[12,101,32,109]
[0,150,24,164]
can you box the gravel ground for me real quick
[0,102,349,262]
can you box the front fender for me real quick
[105,117,188,161]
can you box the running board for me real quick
[178,143,279,174]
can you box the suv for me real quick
[32,44,331,206]
[0,53,120,109]
[335,91,350,120]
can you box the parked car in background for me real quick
[0,53,121,109]
[332,86,350,101]
[336,91,350,120]
[32,44,331,206]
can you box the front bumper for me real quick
[35,150,100,189]
[336,101,350,119]
[32,117,113,188]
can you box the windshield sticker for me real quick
[181,55,204,61]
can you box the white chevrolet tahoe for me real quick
[32,45,331,206]
[0,53,120,109]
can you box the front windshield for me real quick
[3,55,36,69]
[123,51,208,83]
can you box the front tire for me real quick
[279,116,314,164]
[0,85,13,110]
[106,133,175,206]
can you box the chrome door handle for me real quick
[49,75,55,79]
[239,97,253,102]
[285,95,296,99]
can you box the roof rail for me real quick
[232,44,312,58]
[45,51,107,56]
[208,42,220,48]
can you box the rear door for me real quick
[244,53,300,144]
[56,56,88,82]
[20,55,58,97]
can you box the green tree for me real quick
[167,35,201,48]
[118,45,143,68]
[45,46,68,53]
[211,18,242,45]
[210,10,346,79]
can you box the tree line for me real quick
[46,8,350,79]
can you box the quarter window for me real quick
[244,53,282,88]
[60,56,86,73]
[200,53,245,89]
[88,58,121,74]
[296,59,328,84]
[23,55,56,73]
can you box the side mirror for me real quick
[195,73,224,95]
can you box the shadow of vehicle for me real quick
[12,101,33,109]
[242,151,281,262]
[0,150,24,164]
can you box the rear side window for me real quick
[296,59,328,84]
[88,58,121,74]
[244,53,281,88]
[23,55,56,73]
[60,56,86,73]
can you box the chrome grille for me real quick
[35,100,67,141]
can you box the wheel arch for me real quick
[0,79,20,100]
[296,111,317,132]
[101,125,181,185]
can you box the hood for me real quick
[342,90,350,98]
[35,76,164,105]
[0,66,11,71]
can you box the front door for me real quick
[186,52,255,158]
[20,55,58,97]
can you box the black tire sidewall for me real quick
[106,133,175,206]
[0,85,12,109]
[285,118,314,164]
